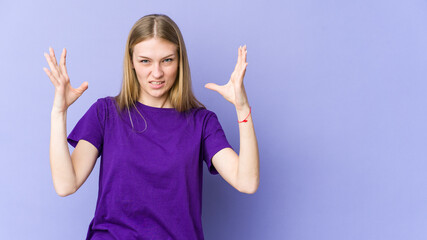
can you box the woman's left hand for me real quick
[205,45,249,110]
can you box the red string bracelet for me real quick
[238,107,252,123]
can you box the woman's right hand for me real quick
[43,47,89,114]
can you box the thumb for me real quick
[205,83,221,93]
[77,81,89,93]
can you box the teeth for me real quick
[151,82,163,85]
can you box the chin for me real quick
[148,90,168,98]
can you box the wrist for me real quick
[236,105,251,123]
[236,103,250,112]
[235,100,250,111]
[51,110,67,118]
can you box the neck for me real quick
[138,95,173,108]
[159,97,171,108]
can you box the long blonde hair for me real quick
[113,14,205,130]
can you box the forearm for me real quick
[50,110,76,197]
[235,103,260,194]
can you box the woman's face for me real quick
[132,37,178,107]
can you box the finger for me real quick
[204,83,222,93]
[238,45,242,64]
[44,52,61,78]
[237,46,247,74]
[59,48,65,67]
[239,45,246,68]
[243,45,247,63]
[237,45,247,73]
[49,47,58,66]
[242,63,248,76]
[59,48,69,79]
[237,46,245,72]
[43,67,59,87]
[75,81,89,94]
[234,46,242,72]
[239,45,244,65]
[235,60,248,84]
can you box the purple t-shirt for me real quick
[67,96,233,240]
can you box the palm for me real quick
[205,45,249,109]
[56,82,86,110]
[44,47,88,113]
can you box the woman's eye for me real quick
[164,58,173,62]
[140,60,149,63]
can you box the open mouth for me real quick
[149,81,165,89]
[150,81,165,85]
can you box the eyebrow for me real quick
[137,54,175,59]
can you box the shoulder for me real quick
[94,96,118,111]
[96,96,113,106]
[191,107,218,121]
[89,96,115,117]
[189,107,225,130]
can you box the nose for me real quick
[152,63,164,79]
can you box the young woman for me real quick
[45,14,259,240]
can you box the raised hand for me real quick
[43,47,89,113]
[205,45,249,110]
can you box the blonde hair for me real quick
[113,14,205,130]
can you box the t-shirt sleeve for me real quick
[201,111,233,175]
[67,98,106,159]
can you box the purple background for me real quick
[1,0,427,239]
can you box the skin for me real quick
[43,42,259,195]
[44,47,92,197]
[205,45,250,110]
[132,37,178,108]
[206,45,260,194]
[43,47,88,113]
[131,40,260,193]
